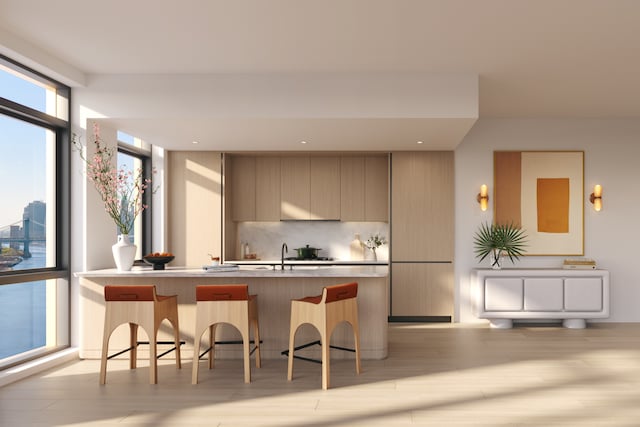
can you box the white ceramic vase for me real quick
[112,234,137,271]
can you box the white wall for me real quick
[455,118,640,322]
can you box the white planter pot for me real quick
[112,235,137,271]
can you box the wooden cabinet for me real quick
[228,153,386,222]
[391,263,453,317]
[340,155,388,222]
[229,156,256,221]
[281,156,340,220]
[390,151,454,319]
[228,155,281,221]
[280,156,311,220]
[365,156,388,221]
[255,157,281,221]
[391,152,453,262]
[340,157,366,221]
[310,157,340,220]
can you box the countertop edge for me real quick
[75,265,389,278]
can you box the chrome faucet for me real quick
[281,242,288,270]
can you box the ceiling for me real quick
[2,0,640,150]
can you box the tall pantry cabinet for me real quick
[390,152,454,320]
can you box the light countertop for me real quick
[76,265,389,278]
[225,259,388,267]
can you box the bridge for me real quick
[0,218,46,258]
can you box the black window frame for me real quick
[0,54,70,283]
[0,54,71,368]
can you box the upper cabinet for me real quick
[281,156,341,220]
[229,153,388,222]
[229,156,256,221]
[340,157,366,221]
[280,156,311,220]
[364,156,389,222]
[255,157,281,221]
[340,155,389,222]
[309,157,341,220]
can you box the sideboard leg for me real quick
[489,319,513,329]
[562,319,586,329]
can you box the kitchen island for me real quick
[77,265,388,360]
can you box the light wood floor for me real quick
[2,322,640,426]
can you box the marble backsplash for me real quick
[236,221,389,261]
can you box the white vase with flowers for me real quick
[74,124,154,271]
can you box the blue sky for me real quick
[0,70,47,229]
[0,69,140,232]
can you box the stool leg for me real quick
[99,322,114,385]
[129,323,138,370]
[209,324,217,370]
[321,328,330,390]
[352,320,361,375]
[170,315,181,370]
[252,315,261,369]
[242,325,251,383]
[192,325,203,384]
[149,327,158,385]
[287,324,297,381]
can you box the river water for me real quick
[0,244,47,359]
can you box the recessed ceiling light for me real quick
[300,140,307,144]
[192,140,199,144]
[417,141,424,144]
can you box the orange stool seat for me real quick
[192,284,261,384]
[286,282,361,389]
[100,285,182,384]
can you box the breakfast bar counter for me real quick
[77,266,389,360]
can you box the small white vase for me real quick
[112,234,137,271]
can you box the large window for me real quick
[0,55,70,368]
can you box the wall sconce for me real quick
[589,184,603,211]
[477,184,489,211]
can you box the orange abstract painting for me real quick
[536,178,569,233]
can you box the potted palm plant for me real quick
[474,222,527,269]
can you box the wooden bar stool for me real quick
[192,284,261,384]
[285,282,361,389]
[100,285,182,385]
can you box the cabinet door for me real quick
[391,152,453,261]
[280,156,310,220]
[524,278,563,311]
[564,278,603,311]
[485,278,524,311]
[391,263,453,317]
[230,156,256,221]
[310,157,341,220]
[340,156,365,221]
[365,156,389,222]
[255,157,281,221]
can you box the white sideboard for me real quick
[473,269,610,329]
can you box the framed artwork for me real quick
[494,151,584,256]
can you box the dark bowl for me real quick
[143,255,175,270]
